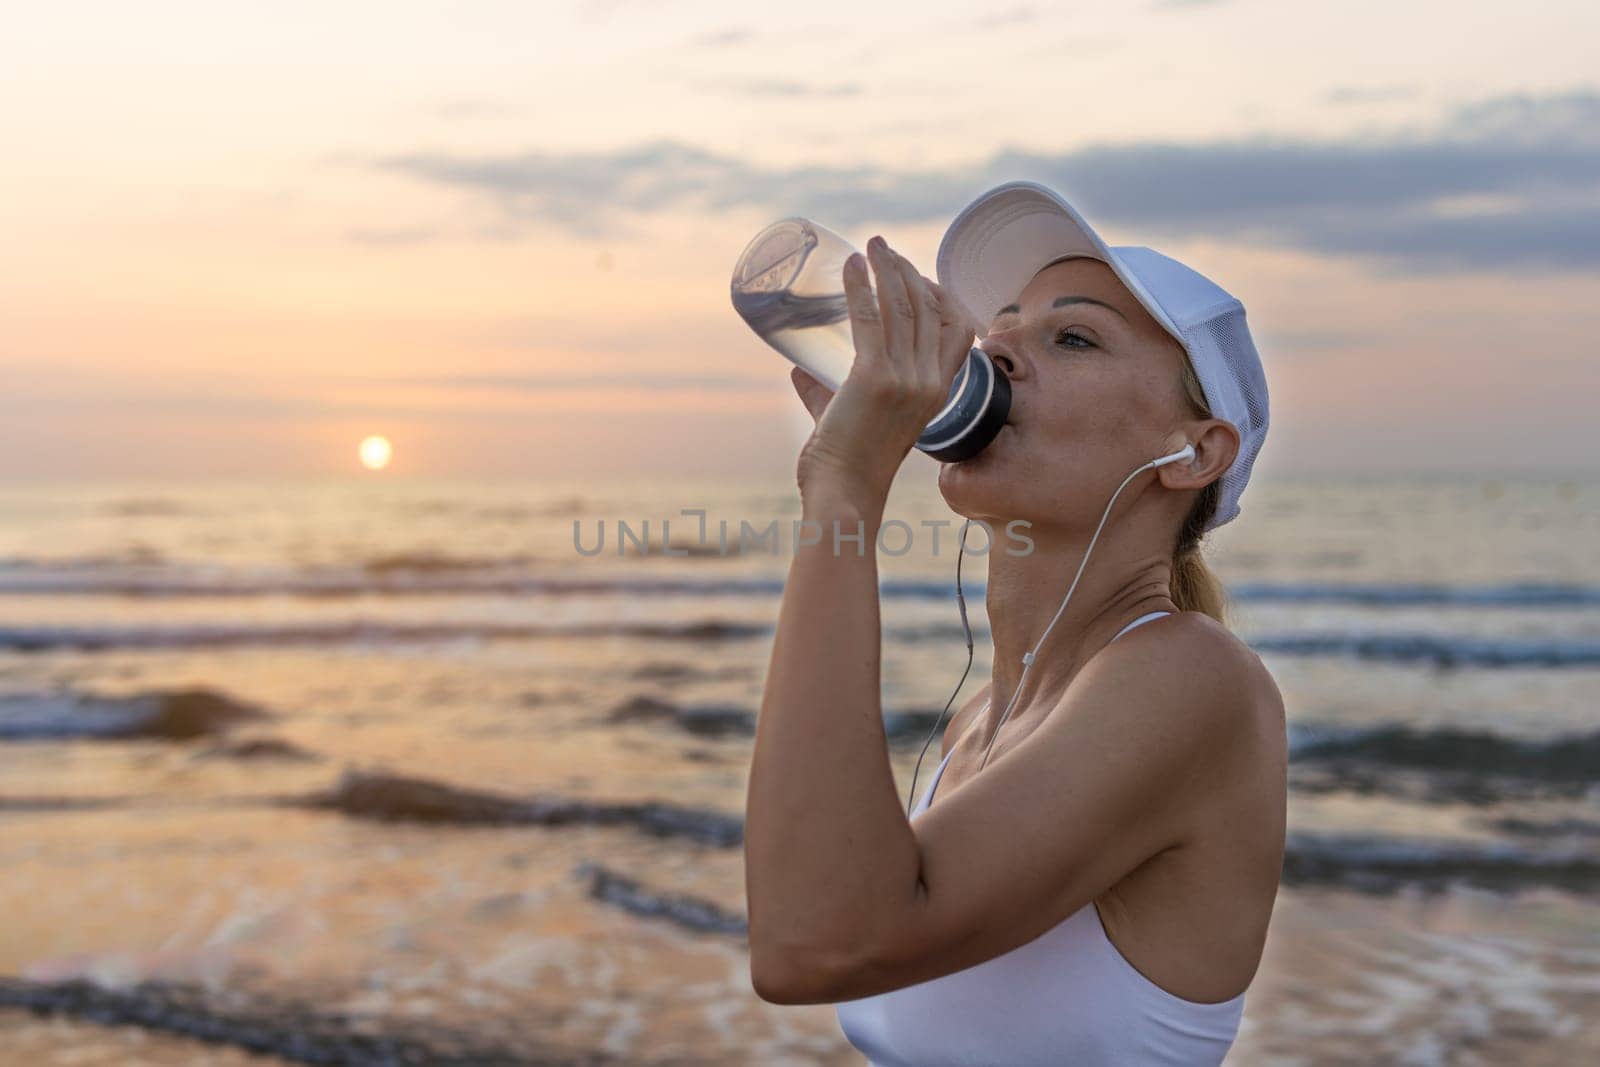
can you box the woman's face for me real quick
[937,256,1203,532]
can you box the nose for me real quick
[979,327,1027,382]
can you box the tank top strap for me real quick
[1111,609,1173,643]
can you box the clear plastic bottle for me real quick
[730,217,1010,462]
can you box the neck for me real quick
[979,512,1178,733]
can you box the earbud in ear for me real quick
[1152,443,1196,469]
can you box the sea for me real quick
[0,472,1596,1065]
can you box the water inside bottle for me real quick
[730,216,991,442]
[729,289,854,392]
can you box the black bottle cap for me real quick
[915,348,1012,462]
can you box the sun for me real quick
[358,435,393,471]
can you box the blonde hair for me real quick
[1172,351,1230,626]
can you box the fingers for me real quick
[790,365,833,426]
[842,251,885,372]
[889,247,943,386]
[867,236,915,370]
[933,279,984,341]
[847,236,965,414]
[928,280,978,384]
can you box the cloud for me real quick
[1322,84,1419,106]
[968,5,1040,29]
[427,97,521,120]
[374,138,975,237]
[370,89,1600,273]
[1440,89,1600,146]
[685,26,753,47]
[576,0,680,21]
[462,311,754,356]
[395,372,774,393]
[346,226,438,246]
[687,77,863,98]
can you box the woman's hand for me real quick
[791,235,978,506]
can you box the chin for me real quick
[937,424,1013,513]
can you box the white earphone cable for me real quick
[905,443,1191,814]
[974,454,1164,773]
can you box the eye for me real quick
[1054,329,1095,350]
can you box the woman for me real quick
[743,181,1287,1066]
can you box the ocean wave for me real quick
[0,795,124,812]
[193,736,319,762]
[1231,580,1600,607]
[0,618,771,652]
[0,688,270,741]
[1282,830,1600,895]
[606,695,752,737]
[0,977,601,1065]
[627,660,754,684]
[4,560,1598,608]
[574,861,748,937]
[1483,815,1600,840]
[1252,632,1600,668]
[602,695,947,744]
[0,557,557,598]
[292,769,745,846]
[362,551,542,574]
[1289,721,1600,781]
[0,557,781,597]
[99,498,191,518]
[1289,764,1594,807]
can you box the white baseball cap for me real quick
[935,180,1270,532]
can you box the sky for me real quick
[2,0,1597,482]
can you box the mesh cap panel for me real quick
[1180,304,1270,531]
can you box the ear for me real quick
[1157,419,1239,491]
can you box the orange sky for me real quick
[2,1,1597,481]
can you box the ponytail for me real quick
[1172,541,1229,625]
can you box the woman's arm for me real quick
[743,476,919,1003]
[743,236,978,1004]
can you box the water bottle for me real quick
[730,217,1010,462]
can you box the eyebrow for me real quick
[992,296,1128,322]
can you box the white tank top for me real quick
[833,610,1247,1066]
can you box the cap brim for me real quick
[935,181,1183,343]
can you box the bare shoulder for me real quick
[1099,610,1284,750]
[847,614,1272,997]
